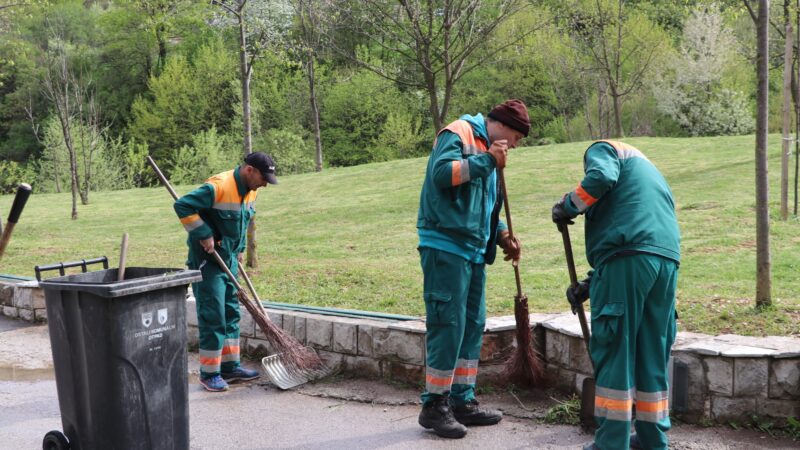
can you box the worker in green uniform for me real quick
[552,140,681,450]
[416,99,529,439]
[174,152,278,392]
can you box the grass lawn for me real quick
[1,135,798,337]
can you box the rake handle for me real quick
[498,169,523,297]
[239,265,270,316]
[118,233,129,281]
[559,224,592,358]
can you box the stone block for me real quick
[387,320,426,334]
[716,334,800,358]
[576,373,592,396]
[357,324,378,357]
[186,298,198,327]
[186,326,199,351]
[540,313,587,338]
[705,357,733,396]
[293,315,307,344]
[382,360,423,386]
[769,358,800,399]
[238,308,255,338]
[18,308,33,322]
[254,311,283,338]
[711,396,756,422]
[13,288,32,309]
[0,285,14,306]
[545,329,570,367]
[568,336,592,375]
[757,398,800,419]
[333,322,358,355]
[34,308,47,322]
[557,368,578,392]
[316,350,346,370]
[306,317,333,350]
[733,358,768,397]
[244,337,273,358]
[344,355,381,378]
[372,327,424,365]
[671,351,707,419]
[31,288,46,309]
[475,363,506,386]
[479,330,514,363]
[3,306,18,318]
[533,325,547,358]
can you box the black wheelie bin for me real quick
[36,258,202,450]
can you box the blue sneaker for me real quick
[199,375,229,392]
[221,366,260,383]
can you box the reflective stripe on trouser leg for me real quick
[633,256,678,450]
[450,261,486,406]
[589,255,653,450]
[221,264,242,372]
[419,248,471,405]
[195,262,229,378]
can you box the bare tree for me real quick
[781,22,792,220]
[294,0,325,172]
[331,0,532,131]
[558,0,665,138]
[211,0,292,268]
[40,32,80,220]
[751,0,772,307]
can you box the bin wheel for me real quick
[42,430,69,450]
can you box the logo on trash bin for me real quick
[142,311,153,328]
[158,308,168,325]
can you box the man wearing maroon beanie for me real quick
[416,99,530,438]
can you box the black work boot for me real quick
[418,396,468,439]
[629,433,643,449]
[451,399,503,426]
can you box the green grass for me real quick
[1,135,798,337]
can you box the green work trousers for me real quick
[193,258,242,378]
[589,253,678,450]
[419,247,487,406]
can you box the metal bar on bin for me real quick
[35,256,109,281]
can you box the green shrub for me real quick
[0,160,34,194]
[257,128,314,175]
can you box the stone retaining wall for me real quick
[2,275,797,426]
[188,298,800,426]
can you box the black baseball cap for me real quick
[244,152,278,185]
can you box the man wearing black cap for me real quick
[416,99,530,438]
[174,152,278,392]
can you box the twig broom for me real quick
[498,169,546,386]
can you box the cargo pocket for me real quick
[591,302,624,347]
[424,291,455,327]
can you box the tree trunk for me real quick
[308,52,323,172]
[612,89,623,138]
[755,0,772,308]
[57,114,79,220]
[236,10,258,269]
[781,23,792,220]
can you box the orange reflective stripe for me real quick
[575,185,597,206]
[180,214,202,225]
[596,396,633,411]
[636,399,669,413]
[200,356,222,365]
[454,367,478,376]
[221,346,240,355]
[452,161,463,185]
[443,120,487,152]
[426,374,454,387]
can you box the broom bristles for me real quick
[504,294,546,386]
[236,291,323,371]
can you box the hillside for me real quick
[1,135,798,336]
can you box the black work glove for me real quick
[566,276,591,314]
[552,194,575,230]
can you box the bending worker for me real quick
[552,140,681,450]
[174,152,278,392]
[416,99,528,439]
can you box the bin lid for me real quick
[39,267,202,298]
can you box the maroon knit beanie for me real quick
[488,99,530,137]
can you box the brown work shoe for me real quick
[451,399,503,426]
[418,396,468,439]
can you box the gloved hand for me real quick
[498,231,521,265]
[552,194,575,230]
[566,276,591,314]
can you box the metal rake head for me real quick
[261,352,331,390]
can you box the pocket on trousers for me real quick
[424,291,455,327]
[591,302,624,347]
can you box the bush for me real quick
[257,128,314,175]
[170,127,238,185]
[0,160,34,194]
[372,111,426,160]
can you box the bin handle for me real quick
[35,256,109,281]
